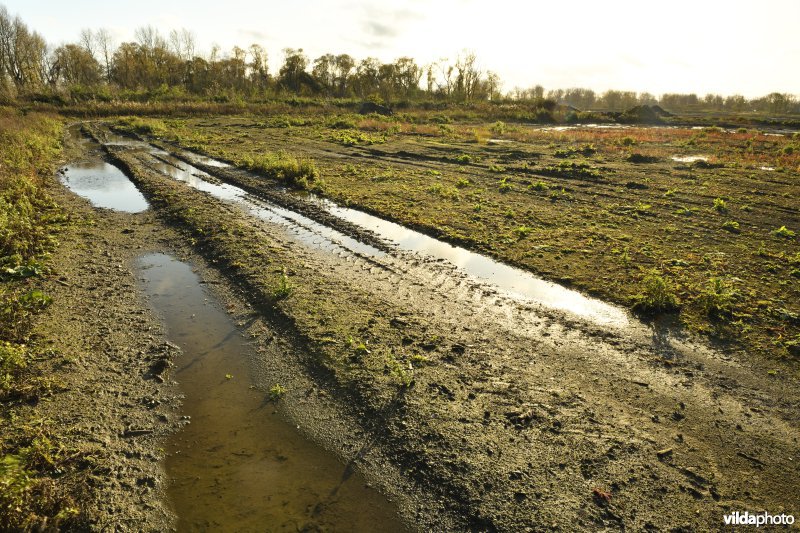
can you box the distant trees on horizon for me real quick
[1,4,798,115]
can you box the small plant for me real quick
[488,164,506,173]
[385,352,413,388]
[722,220,741,233]
[272,268,293,300]
[772,226,796,239]
[490,121,506,135]
[268,384,286,400]
[513,225,533,239]
[618,136,637,146]
[455,178,470,188]
[555,144,596,158]
[633,270,679,314]
[498,177,512,192]
[455,154,473,164]
[713,197,728,213]
[528,180,549,191]
[697,277,737,318]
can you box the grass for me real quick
[239,151,319,190]
[0,108,89,529]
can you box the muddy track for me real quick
[76,124,800,530]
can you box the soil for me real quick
[31,122,800,531]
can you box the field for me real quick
[1,104,798,530]
[119,112,800,365]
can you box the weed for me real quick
[514,226,533,239]
[272,268,293,300]
[697,277,737,318]
[498,177,512,193]
[385,352,413,388]
[541,161,601,180]
[490,121,506,135]
[722,221,741,233]
[488,164,506,173]
[633,270,679,314]
[772,226,795,239]
[455,154,473,164]
[713,197,728,212]
[455,178,470,188]
[555,144,596,158]
[528,180,549,192]
[268,384,286,400]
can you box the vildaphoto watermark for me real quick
[723,511,795,527]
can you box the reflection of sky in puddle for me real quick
[149,155,383,257]
[61,161,149,212]
[187,153,231,168]
[671,155,709,163]
[323,200,628,326]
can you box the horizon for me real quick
[2,0,799,99]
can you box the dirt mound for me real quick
[617,105,665,124]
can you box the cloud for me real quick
[364,21,396,38]
[239,29,270,41]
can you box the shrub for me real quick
[697,277,737,318]
[633,271,679,313]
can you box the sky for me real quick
[3,0,799,98]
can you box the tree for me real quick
[248,44,269,91]
[278,48,316,93]
[52,43,101,86]
[485,71,501,101]
[95,28,115,82]
[333,54,354,96]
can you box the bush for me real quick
[697,277,737,318]
[633,271,679,314]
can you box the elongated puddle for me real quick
[60,160,149,213]
[172,149,628,326]
[137,253,406,531]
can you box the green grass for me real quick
[239,151,319,190]
[0,108,87,530]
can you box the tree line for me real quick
[0,4,797,114]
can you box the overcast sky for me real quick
[3,0,799,98]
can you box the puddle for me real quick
[60,160,149,213]
[540,124,633,132]
[319,199,628,326]
[144,154,384,257]
[671,155,709,163]
[137,253,406,532]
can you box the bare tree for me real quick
[95,28,115,82]
[79,28,95,58]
